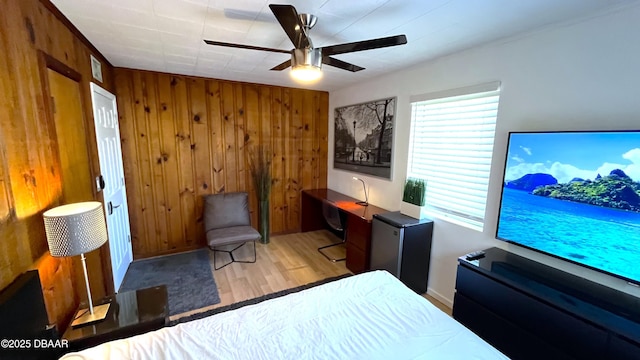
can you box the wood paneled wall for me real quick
[0,0,114,329]
[114,69,329,258]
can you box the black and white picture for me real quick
[333,97,396,179]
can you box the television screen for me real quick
[496,131,640,285]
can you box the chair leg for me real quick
[318,241,346,262]
[210,240,257,270]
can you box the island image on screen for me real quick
[496,131,640,284]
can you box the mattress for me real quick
[61,271,508,359]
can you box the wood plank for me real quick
[0,24,14,223]
[270,88,285,234]
[287,89,303,230]
[258,86,274,232]
[221,82,237,193]
[317,92,329,189]
[207,80,224,194]
[301,90,314,191]
[188,78,210,244]
[171,76,197,247]
[157,73,184,252]
[258,86,272,146]
[244,84,260,227]
[131,71,158,256]
[0,144,11,222]
[311,91,320,189]
[281,88,293,231]
[144,72,170,251]
[234,83,247,195]
[172,75,198,248]
[115,70,145,259]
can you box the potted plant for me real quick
[248,145,272,244]
[400,177,428,219]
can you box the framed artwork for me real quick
[333,97,396,179]
[90,54,103,83]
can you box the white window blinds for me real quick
[408,82,500,230]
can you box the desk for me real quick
[301,189,389,273]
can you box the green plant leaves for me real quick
[403,177,426,206]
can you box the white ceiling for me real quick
[51,0,636,91]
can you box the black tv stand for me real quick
[453,247,640,360]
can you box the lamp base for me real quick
[355,201,369,206]
[71,303,110,328]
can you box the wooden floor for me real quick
[171,230,451,320]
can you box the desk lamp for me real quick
[352,177,369,206]
[43,201,110,327]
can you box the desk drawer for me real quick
[346,214,371,251]
[346,243,367,273]
[608,334,640,359]
[453,293,571,360]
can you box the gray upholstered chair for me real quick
[203,192,261,270]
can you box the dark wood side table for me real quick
[62,285,168,352]
[301,188,389,273]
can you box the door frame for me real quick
[38,51,114,295]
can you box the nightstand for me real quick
[62,285,168,352]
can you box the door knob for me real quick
[107,201,121,215]
[96,175,106,191]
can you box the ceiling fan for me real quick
[203,4,408,82]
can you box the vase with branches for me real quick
[248,145,272,244]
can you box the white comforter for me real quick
[61,271,508,360]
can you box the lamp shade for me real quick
[43,202,108,257]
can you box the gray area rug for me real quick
[119,249,220,316]
[169,273,352,326]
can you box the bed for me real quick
[61,271,508,359]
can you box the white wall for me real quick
[328,4,640,307]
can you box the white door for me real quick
[90,82,133,291]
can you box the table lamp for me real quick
[43,201,110,327]
[352,177,369,206]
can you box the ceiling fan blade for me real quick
[203,40,290,54]
[321,35,407,56]
[268,4,311,48]
[270,59,291,71]
[322,57,365,72]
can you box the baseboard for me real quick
[427,287,453,309]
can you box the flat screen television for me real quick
[496,131,640,285]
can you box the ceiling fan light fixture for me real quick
[204,5,408,80]
[291,65,322,82]
[290,48,322,83]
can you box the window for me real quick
[408,82,501,230]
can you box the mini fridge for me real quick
[370,211,433,293]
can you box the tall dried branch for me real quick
[248,145,272,201]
